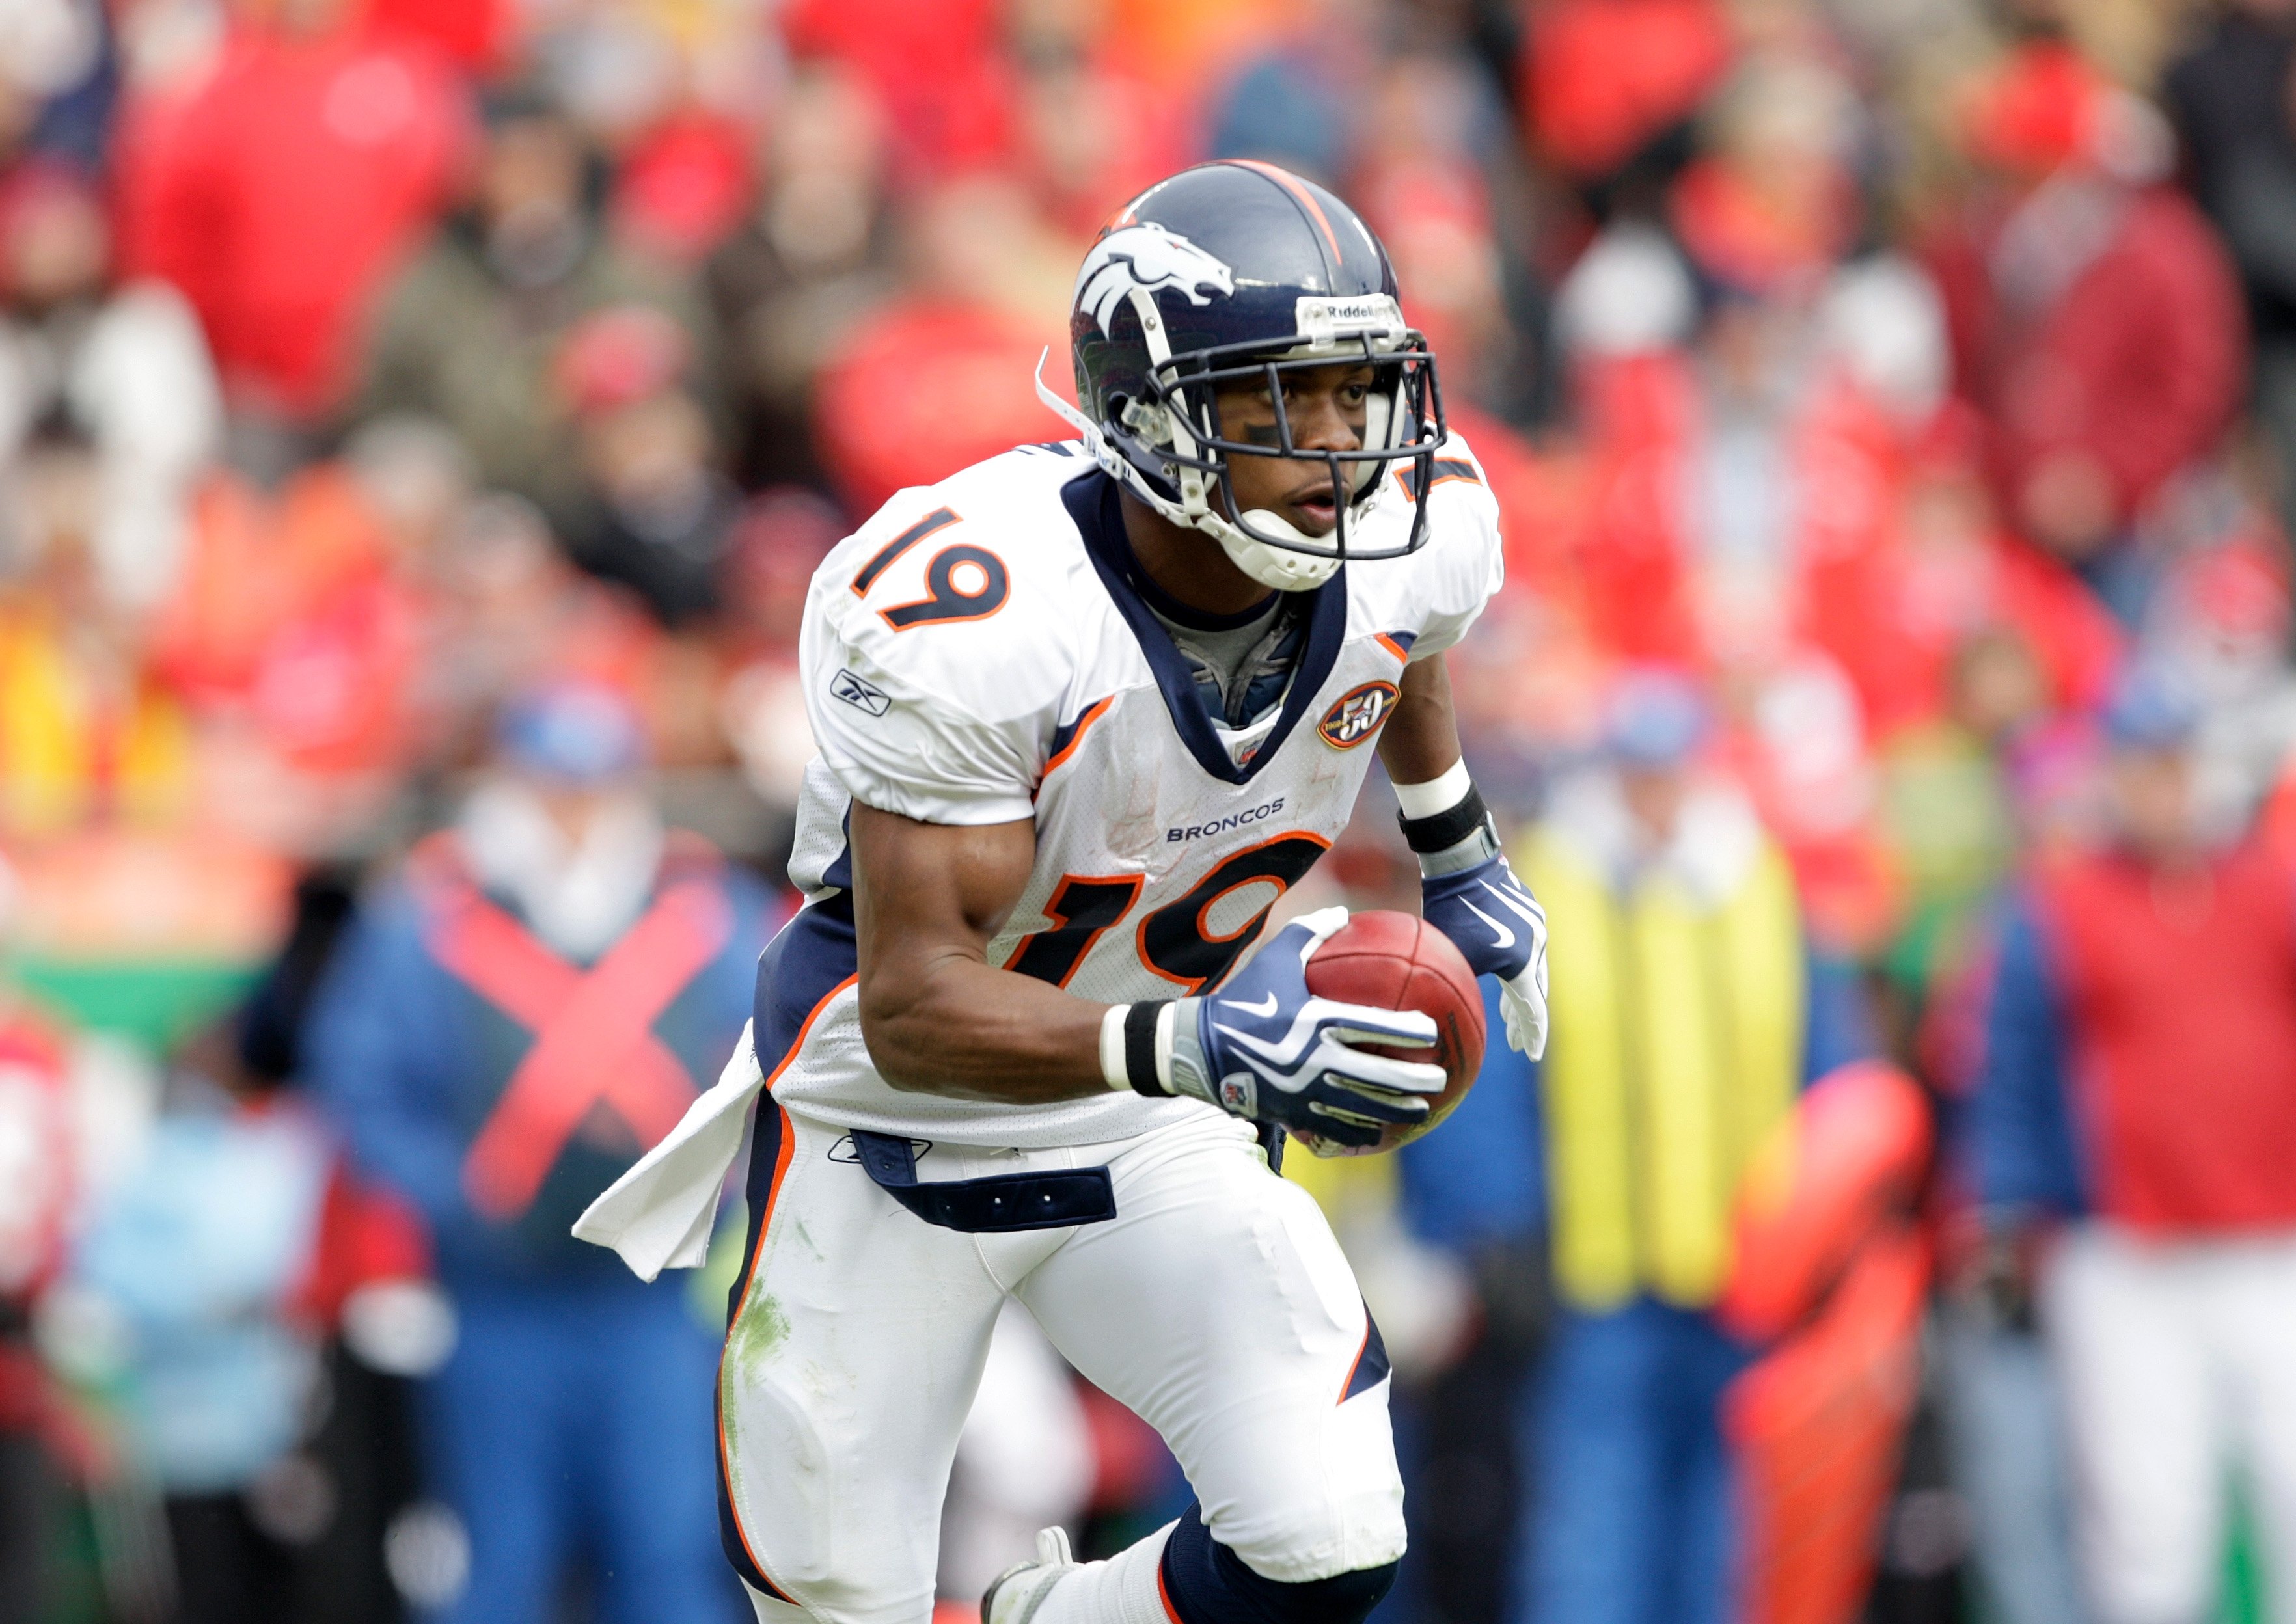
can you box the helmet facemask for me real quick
[1039,286,1449,593]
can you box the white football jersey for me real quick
[760,435,1504,1148]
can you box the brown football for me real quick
[1299,910,1486,1156]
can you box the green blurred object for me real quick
[2223,1489,2263,1624]
[5,957,264,1055]
[37,1488,105,1624]
[689,1197,750,1329]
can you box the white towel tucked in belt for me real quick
[573,1020,762,1282]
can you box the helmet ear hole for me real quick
[1115,394,1158,443]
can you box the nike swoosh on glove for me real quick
[1421,856,1550,1059]
[1169,908,1449,1150]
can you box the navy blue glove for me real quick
[1163,909,1447,1150]
[1421,850,1549,1058]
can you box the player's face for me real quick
[1211,362,1374,537]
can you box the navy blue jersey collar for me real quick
[1063,470,1346,786]
[1127,554,1280,632]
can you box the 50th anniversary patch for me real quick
[1318,681,1399,749]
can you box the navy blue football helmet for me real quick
[1036,161,1447,591]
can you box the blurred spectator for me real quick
[0,431,196,839]
[610,109,755,267]
[715,487,847,829]
[0,0,116,174]
[1005,3,1189,237]
[2165,0,2296,545]
[0,1010,70,1624]
[233,868,443,1624]
[310,682,772,1623]
[114,0,466,433]
[1517,0,1732,210]
[2150,528,2296,844]
[1509,671,1873,1624]
[1392,977,1550,1624]
[777,0,1013,180]
[1932,40,2244,618]
[1547,49,1951,692]
[411,492,664,773]
[556,304,743,626]
[143,442,434,852]
[1350,51,1536,418]
[810,174,1075,516]
[1878,626,2055,1007]
[357,85,722,539]
[704,61,898,494]
[1206,4,1371,183]
[1975,669,2296,1624]
[1930,919,2093,1624]
[363,0,508,79]
[0,158,218,610]
[53,1003,431,1624]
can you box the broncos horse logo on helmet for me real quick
[1036,161,1448,594]
[1076,224,1237,337]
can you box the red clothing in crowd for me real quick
[1932,184,2245,537]
[115,24,467,421]
[2036,842,2296,1231]
[1557,350,2122,735]
[779,0,1014,178]
[1518,0,1732,181]
[361,0,510,74]
[812,299,1061,516]
[148,465,425,778]
[289,1154,433,1333]
[0,1019,69,1443]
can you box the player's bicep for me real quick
[850,800,1037,989]
[1378,653,1463,787]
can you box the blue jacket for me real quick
[1969,897,2090,1218]
[311,849,774,1288]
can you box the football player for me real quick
[577,161,1549,1624]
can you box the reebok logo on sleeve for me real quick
[830,668,892,717]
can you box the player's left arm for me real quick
[1377,655,1550,1058]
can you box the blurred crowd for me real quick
[3,0,2295,1620]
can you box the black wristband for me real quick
[1398,782,1491,854]
[1123,1002,1169,1096]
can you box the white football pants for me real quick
[2042,1223,2296,1624]
[722,1107,1406,1624]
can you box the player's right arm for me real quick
[850,800,1113,1103]
[812,487,1443,1139]
[851,800,1447,1144]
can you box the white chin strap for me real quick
[1218,511,1343,590]
[1032,348,1365,593]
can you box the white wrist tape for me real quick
[1099,1003,1132,1092]
[1393,757,1473,821]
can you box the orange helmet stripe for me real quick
[1225,159,1343,262]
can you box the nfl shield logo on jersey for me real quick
[1318,681,1399,750]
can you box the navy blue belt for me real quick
[847,1131,1117,1232]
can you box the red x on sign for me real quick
[426,878,733,1221]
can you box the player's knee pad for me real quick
[1158,1504,1400,1624]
